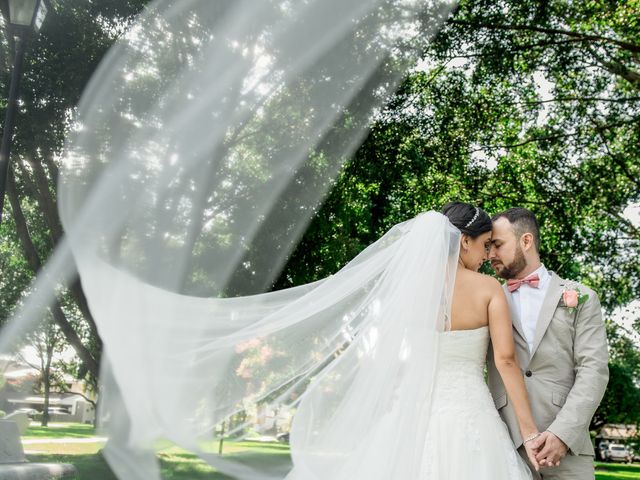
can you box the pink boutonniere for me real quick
[561,288,589,313]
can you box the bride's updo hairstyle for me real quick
[442,201,492,238]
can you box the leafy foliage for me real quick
[0,0,637,426]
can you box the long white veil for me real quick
[0,0,458,478]
[92,211,459,480]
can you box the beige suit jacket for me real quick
[487,273,609,456]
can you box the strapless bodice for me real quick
[438,325,489,370]
[431,326,494,413]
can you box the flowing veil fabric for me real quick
[0,0,459,478]
[89,211,460,480]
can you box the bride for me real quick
[287,202,539,480]
[417,202,539,479]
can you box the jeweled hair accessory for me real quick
[464,207,480,228]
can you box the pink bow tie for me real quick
[507,274,540,292]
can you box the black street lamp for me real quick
[0,0,48,224]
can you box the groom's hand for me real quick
[534,431,568,467]
[523,439,542,471]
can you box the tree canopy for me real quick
[0,0,638,426]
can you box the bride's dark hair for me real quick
[441,202,492,238]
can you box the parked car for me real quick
[603,443,633,463]
[15,408,39,418]
[46,407,70,415]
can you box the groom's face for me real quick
[489,217,527,279]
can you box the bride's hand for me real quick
[523,433,544,471]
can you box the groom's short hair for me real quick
[492,208,541,253]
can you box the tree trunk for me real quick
[41,345,52,427]
[218,420,226,455]
[6,169,100,378]
[16,156,103,352]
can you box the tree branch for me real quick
[586,45,640,90]
[15,155,102,352]
[470,119,639,153]
[592,123,640,190]
[6,169,100,378]
[478,190,550,206]
[50,376,97,408]
[506,96,640,106]
[614,212,640,240]
[21,154,63,241]
[443,38,591,60]
[41,154,60,187]
[449,20,640,54]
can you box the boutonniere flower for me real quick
[561,288,589,313]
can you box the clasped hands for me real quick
[524,431,568,471]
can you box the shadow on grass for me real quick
[28,446,293,480]
[24,424,97,439]
[27,453,117,480]
[596,463,640,472]
[233,441,291,451]
[595,462,640,480]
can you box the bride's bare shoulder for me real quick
[458,269,503,291]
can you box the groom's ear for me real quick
[521,232,535,252]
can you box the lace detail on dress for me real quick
[431,327,494,413]
[421,326,532,480]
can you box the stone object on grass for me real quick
[0,421,25,464]
[0,462,77,479]
[3,414,29,436]
[0,420,76,479]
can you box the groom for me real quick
[486,208,609,480]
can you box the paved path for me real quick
[22,436,107,444]
[0,463,77,479]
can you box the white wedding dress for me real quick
[422,325,533,479]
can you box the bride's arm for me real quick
[487,278,540,469]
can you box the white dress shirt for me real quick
[510,264,551,352]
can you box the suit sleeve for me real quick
[547,291,609,454]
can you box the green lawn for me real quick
[22,424,640,479]
[23,423,98,440]
[596,462,640,479]
[27,445,291,480]
[23,423,291,479]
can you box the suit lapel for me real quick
[502,284,526,341]
[530,273,565,357]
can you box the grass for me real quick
[23,423,98,440]
[22,424,640,479]
[596,462,640,479]
[23,423,291,479]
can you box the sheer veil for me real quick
[0,0,459,479]
[90,211,460,480]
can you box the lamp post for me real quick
[0,0,48,224]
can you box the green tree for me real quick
[21,317,65,426]
[0,0,149,383]
[273,0,640,426]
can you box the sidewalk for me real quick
[22,436,107,444]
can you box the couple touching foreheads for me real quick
[436,202,609,480]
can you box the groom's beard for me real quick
[496,245,527,280]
